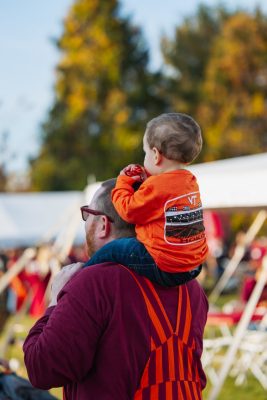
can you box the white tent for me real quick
[0,191,82,248]
[189,152,267,210]
[0,183,101,248]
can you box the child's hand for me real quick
[120,164,147,182]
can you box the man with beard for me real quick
[23,179,208,400]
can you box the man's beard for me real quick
[86,221,98,258]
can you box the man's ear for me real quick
[97,215,111,239]
[153,147,162,165]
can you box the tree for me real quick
[200,10,267,160]
[161,4,267,161]
[31,0,167,190]
[161,4,229,117]
[0,131,10,192]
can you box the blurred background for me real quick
[1,0,267,399]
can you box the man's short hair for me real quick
[145,113,202,164]
[96,179,136,238]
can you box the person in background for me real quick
[241,239,267,306]
[6,248,27,313]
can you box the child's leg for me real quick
[156,265,202,287]
[83,237,156,269]
[83,237,202,287]
[83,238,164,284]
[119,241,203,286]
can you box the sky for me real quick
[1,0,267,174]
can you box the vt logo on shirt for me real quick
[187,194,197,205]
[164,192,205,245]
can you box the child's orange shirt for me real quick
[111,170,208,273]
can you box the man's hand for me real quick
[120,164,147,182]
[49,262,83,307]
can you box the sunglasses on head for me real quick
[80,206,114,223]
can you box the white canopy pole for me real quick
[208,254,267,400]
[209,210,267,304]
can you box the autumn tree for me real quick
[200,9,267,160]
[31,0,167,190]
[161,4,267,161]
[0,131,9,192]
[161,5,229,118]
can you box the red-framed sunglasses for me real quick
[80,206,114,223]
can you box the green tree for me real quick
[31,0,167,190]
[161,4,267,161]
[161,4,229,117]
[0,131,10,192]
[200,10,267,160]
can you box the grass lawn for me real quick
[203,376,266,399]
[0,307,266,400]
[0,314,62,399]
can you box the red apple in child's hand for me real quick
[120,164,148,182]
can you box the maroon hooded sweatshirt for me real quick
[23,262,208,399]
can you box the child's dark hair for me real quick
[145,113,202,164]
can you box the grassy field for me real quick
[0,314,61,399]
[0,310,266,400]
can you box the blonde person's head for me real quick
[145,113,202,164]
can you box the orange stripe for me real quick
[187,347,193,381]
[178,341,185,380]
[134,389,142,400]
[184,381,193,400]
[156,346,163,383]
[177,382,183,399]
[150,384,159,400]
[166,381,172,398]
[151,337,156,351]
[145,279,173,333]
[146,301,167,343]
[167,337,175,381]
[127,271,167,343]
[195,362,200,383]
[182,287,192,344]
[192,382,201,400]
[175,286,182,334]
[140,359,149,388]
